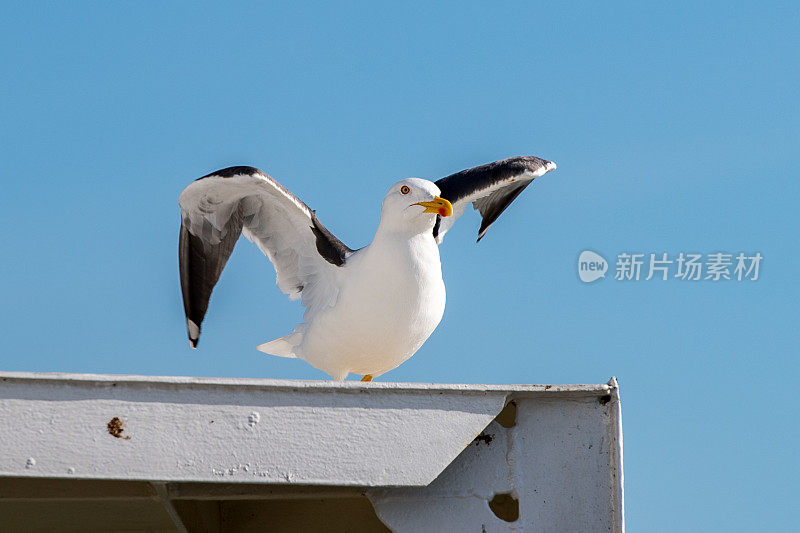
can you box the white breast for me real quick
[297,232,446,380]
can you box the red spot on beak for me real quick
[438,208,448,216]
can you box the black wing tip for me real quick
[197,166,265,180]
[476,223,492,242]
[189,337,199,349]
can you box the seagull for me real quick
[178,156,556,381]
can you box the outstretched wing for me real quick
[433,156,557,243]
[178,166,353,347]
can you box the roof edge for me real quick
[0,370,611,397]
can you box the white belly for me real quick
[297,234,446,380]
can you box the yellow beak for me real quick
[412,196,453,217]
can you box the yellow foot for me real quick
[361,374,373,382]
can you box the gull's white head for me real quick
[378,178,453,235]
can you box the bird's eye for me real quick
[400,185,410,195]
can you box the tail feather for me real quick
[257,331,302,358]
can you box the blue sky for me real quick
[1,2,797,530]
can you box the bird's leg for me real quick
[361,374,373,382]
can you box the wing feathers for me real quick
[433,155,556,242]
[310,213,353,266]
[474,180,531,241]
[178,167,348,347]
[179,202,244,347]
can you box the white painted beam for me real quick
[0,371,623,531]
[0,372,606,487]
